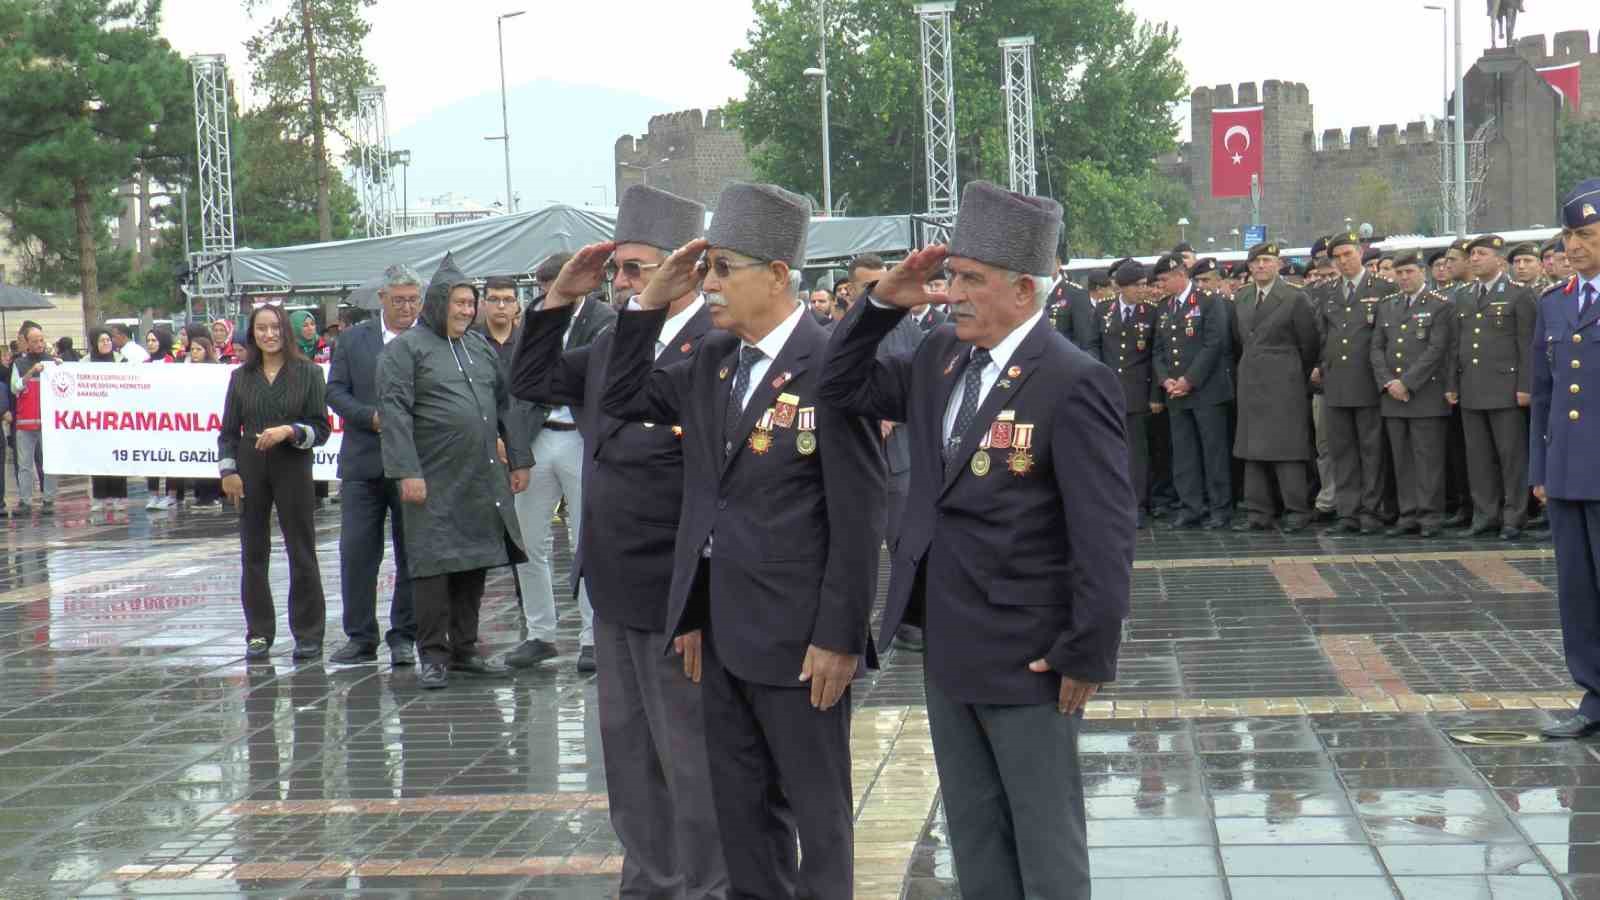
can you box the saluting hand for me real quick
[1029,658,1101,715]
[546,241,617,308]
[637,238,711,310]
[799,644,857,710]
[869,244,950,309]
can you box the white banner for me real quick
[40,362,344,479]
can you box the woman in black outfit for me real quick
[86,328,129,512]
[219,305,331,661]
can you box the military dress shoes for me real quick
[1465,521,1501,537]
[245,637,271,661]
[329,643,378,666]
[1542,714,1600,740]
[419,663,448,689]
[576,645,597,673]
[389,641,417,666]
[1359,518,1384,535]
[1419,525,1442,538]
[1202,517,1230,530]
[1164,515,1204,530]
[1233,519,1269,532]
[1500,526,1523,541]
[451,654,511,677]
[1323,520,1360,536]
[1385,522,1420,537]
[505,639,558,669]
[292,641,322,661]
[1280,515,1310,534]
[1443,510,1471,528]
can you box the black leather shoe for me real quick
[576,645,597,673]
[291,641,322,661]
[450,654,511,677]
[1281,515,1310,534]
[1164,515,1203,530]
[1542,714,1600,740]
[1443,511,1471,528]
[505,639,558,669]
[893,624,926,653]
[329,643,377,665]
[388,641,417,666]
[1500,526,1523,541]
[419,663,448,689]
[1359,519,1384,535]
[1385,523,1420,537]
[1312,508,1338,523]
[1202,517,1230,530]
[1322,520,1360,536]
[246,637,271,661]
[1419,526,1442,538]
[1466,522,1500,537]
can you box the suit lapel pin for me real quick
[771,371,791,390]
[719,366,730,380]
[944,355,959,375]
[1006,365,1022,378]
[998,379,1012,390]
[680,341,693,354]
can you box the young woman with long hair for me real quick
[218,304,331,661]
[87,328,129,512]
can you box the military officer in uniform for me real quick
[1231,242,1319,531]
[1370,252,1454,537]
[1440,239,1475,527]
[1544,238,1572,285]
[820,179,1135,900]
[1098,263,1162,527]
[1049,254,1099,358]
[1534,180,1600,739]
[1152,254,1233,528]
[1428,249,1454,292]
[1317,232,1391,534]
[1451,234,1536,540]
[1509,242,1546,291]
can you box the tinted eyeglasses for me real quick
[604,259,661,281]
[696,257,768,279]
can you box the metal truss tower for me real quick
[916,2,958,242]
[354,86,395,237]
[1000,36,1037,196]
[189,54,236,311]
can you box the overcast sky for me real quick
[156,0,1594,205]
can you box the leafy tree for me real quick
[233,109,362,248]
[0,0,194,328]
[1557,114,1600,199]
[728,0,1187,252]
[244,0,376,242]
[1352,172,1417,237]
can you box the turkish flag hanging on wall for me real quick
[1538,63,1582,114]
[1210,106,1264,199]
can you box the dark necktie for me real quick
[724,345,764,452]
[1584,284,1596,318]
[1345,282,1355,305]
[1123,305,1132,324]
[944,348,991,466]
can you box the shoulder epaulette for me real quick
[1545,274,1581,298]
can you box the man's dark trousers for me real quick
[413,569,486,666]
[1170,403,1231,522]
[1550,500,1600,720]
[925,666,1088,900]
[339,477,416,648]
[700,630,851,900]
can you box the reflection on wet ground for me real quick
[0,482,1596,898]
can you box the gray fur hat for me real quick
[705,182,811,268]
[949,181,1063,277]
[614,185,705,252]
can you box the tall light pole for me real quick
[1425,4,1450,232]
[394,149,411,232]
[803,0,832,216]
[487,10,525,213]
[1177,217,1189,241]
[1452,0,1467,235]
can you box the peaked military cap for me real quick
[1466,234,1506,253]
[1245,241,1280,263]
[1542,238,1565,256]
[1562,178,1600,229]
[1151,254,1187,276]
[1506,242,1539,261]
[1189,257,1218,278]
[1327,231,1362,252]
[1114,262,1147,286]
[1086,270,1111,289]
[1392,251,1424,269]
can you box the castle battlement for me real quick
[1190,80,1310,109]
[613,107,753,211]
[1515,29,1599,66]
[1306,120,1438,153]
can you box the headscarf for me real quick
[87,327,117,362]
[289,310,318,357]
[146,328,174,362]
[210,318,238,362]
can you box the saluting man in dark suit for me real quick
[549,183,884,900]
[1534,179,1600,739]
[821,181,1136,900]
[326,263,421,667]
[1370,252,1454,538]
[509,185,727,898]
[1452,233,1537,540]
[1098,261,1162,527]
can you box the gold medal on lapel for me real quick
[773,392,800,429]
[719,367,730,380]
[796,431,817,455]
[970,450,992,476]
[749,430,773,454]
[796,406,817,455]
[1008,423,1036,475]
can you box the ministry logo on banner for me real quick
[1211,105,1264,199]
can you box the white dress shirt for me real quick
[654,296,705,360]
[734,302,807,411]
[381,318,405,345]
[941,308,1044,441]
[544,296,587,425]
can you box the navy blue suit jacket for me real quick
[1531,276,1600,501]
[511,302,714,632]
[327,319,389,481]
[819,299,1135,705]
[601,305,885,687]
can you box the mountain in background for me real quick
[391,79,699,212]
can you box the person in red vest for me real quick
[9,323,57,515]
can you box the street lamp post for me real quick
[1177,217,1190,242]
[393,149,411,232]
[802,0,832,216]
[1424,4,1450,232]
[619,158,672,189]
[1229,227,1241,251]
[488,10,525,213]
[1452,0,1467,236]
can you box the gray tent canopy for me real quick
[227,204,914,297]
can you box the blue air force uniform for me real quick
[1533,177,1600,738]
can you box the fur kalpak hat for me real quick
[705,182,811,268]
[949,181,1063,277]
[614,185,705,252]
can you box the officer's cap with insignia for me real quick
[1189,257,1218,278]
[1171,241,1195,256]
[1310,236,1329,259]
[1392,251,1424,270]
[1465,234,1506,253]
[1086,270,1111,290]
[1426,248,1449,267]
[1449,237,1473,253]
[1279,259,1302,277]
[1114,262,1147,287]
[1106,256,1134,279]
[1542,238,1565,257]
[1151,254,1188,277]
[1327,232,1361,253]
[1562,178,1600,229]
[1245,241,1280,263]
[1506,242,1539,262]
[1361,246,1381,265]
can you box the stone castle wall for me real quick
[614,108,754,211]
